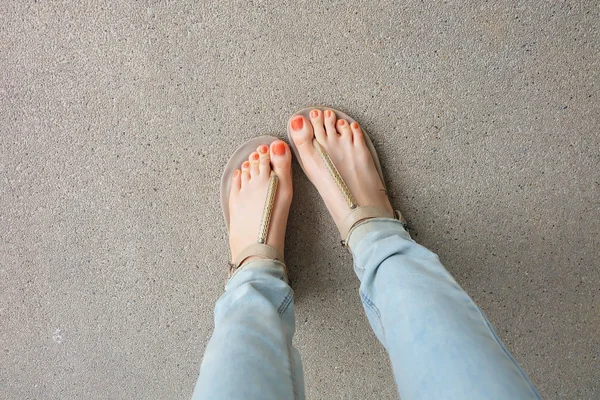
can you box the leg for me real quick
[192,260,304,400]
[193,140,304,399]
[288,109,540,399]
[347,219,540,399]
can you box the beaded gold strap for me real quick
[229,171,285,278]
[312,138,357,209]
[257,171,278,244]
[311,137,404,246]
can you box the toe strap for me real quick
[229,171,286,279]
[310,136,401,245]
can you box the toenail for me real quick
[351,122,359,129]
[234,169,240,177]
[291,116,303,131]
[259,145,268,154]
[251,152,259,161]
[242,161,250,168]
[272,141,286,155]
[338,119,346,126]
[310,110,319,118]
[325,110,332,118]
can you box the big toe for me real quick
[270,140,293,192]
[289,115,314,147]
[288,114,320,167]
[270,140,291,173]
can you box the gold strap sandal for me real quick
[220,136,286,278]
[287,107,407,246]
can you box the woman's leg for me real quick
[288,109,540,399]
[193,140,304,399]
[348,219,541,400]
[192,260,304,400]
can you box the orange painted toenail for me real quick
[259,145,268,154]
[242,161,250,168]
[310,110,319,118]
[234,169,240,177]
[351,122,359,129]
[251,152,259,161]
[325,110,332,118]
[272,141,286,156]
[338,119,346,126]
[291,116,303,131]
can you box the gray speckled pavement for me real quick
[1,1,598,399]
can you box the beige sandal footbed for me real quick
[220,136,278,230]
[220,108,404,274]
[286,107,404,243]
[219,136,285,275]
[287,107,388,191]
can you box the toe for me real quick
[289,114,316,149]
[336,118,352,139]
[309,109,326,143]
[289,115,312,145]
[289,114,320,165]
[270,140,290,163]
[230,169,241,194]
[350,121,366,146]
[241,160,251,184]
[324,109,338,137]
[249,152,260,176]
[270,140,293,198]
[257,144,271,175]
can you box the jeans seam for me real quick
[360,291,386,345]
[280,289,297,399]
[277,289,294,316]
[477,306,542,399]
[287,345,298,400]
[360,291,381,319]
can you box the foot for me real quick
[288,109,393,230]
[229,140,293,266]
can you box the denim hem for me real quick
[228,258,288,283]
[347,218,409,249]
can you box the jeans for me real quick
[192,219,540,399]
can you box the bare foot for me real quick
[228,140,293,266]
[288,109,393,230]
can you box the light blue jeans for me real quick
[192,219,540,399]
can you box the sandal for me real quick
[220,136,286,278]
[287,107,406,246]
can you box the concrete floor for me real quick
[1,1,599,399]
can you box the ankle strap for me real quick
[339,206,394,245]
[229,243,286,278]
